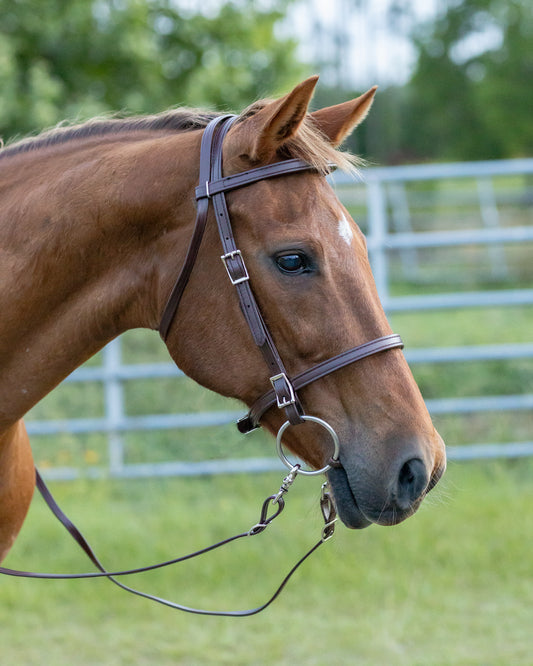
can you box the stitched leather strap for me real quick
[159,115,236,341]
[159,116,404,432]
[238,334,404,433]
[160,116,311,424]
[205,117,305,425]
[159,121,325,342]
[195,158,330,199]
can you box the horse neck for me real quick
[0,131,200,427]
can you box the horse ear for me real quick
[228,76,319,163]
[310,86,378,147]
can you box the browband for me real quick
[195,158,335,200]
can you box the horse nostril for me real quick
[396,458,428,509]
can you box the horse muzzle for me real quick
[326,450,445,529]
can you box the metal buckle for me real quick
[220,250,249,285]
[270,372,297,409]
[320,482,337,541]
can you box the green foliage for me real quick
[403,0,533,161]
[328,0,533,164]
[0,0,303,142]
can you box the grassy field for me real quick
[1,458,532,665]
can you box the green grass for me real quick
[1,459,532,665]
[391,305,533,448]
[341,171,533,292]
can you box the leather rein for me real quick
[1,115,404,617]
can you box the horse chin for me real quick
[326,465,373,529]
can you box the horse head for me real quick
[162,77,446,529]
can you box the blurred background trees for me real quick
[0,0,531,164]
[0,0,303,140]
[305,0,533,163]
[402,0,533,161]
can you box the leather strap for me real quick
[161,116,310,425]
[194,158,331,199]
[238,334,405,433]
[0,468,328,617]
[207,118,305,425]
[159,115,236,341]
[160,121,327,342]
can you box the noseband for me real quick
[159,114,404,470]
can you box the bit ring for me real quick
[276,415,340,476]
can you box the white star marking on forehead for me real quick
[338,212,354,246]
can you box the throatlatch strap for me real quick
[159,115,236,341]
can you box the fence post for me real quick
[387,181,419,280]
[366,177,389,304]
[103,338,125,475]
[477,177,508,280]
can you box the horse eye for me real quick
[275,253,308,274]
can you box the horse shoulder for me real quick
[0,419,34,562]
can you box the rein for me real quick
[0,466,335,617]
[2,115,404,616]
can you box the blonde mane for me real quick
[0,103,359,173]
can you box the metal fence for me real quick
[27,158,533,480]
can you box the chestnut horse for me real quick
[0,76,445,563]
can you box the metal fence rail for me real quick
[27,157,533,479]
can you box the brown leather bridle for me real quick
[1,115,405,616]
[159,114,404,469]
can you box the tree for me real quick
[0,0,303,142]
[403,0,533,161]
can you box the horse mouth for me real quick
[327,460,444,529]
[326,465,372,529]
